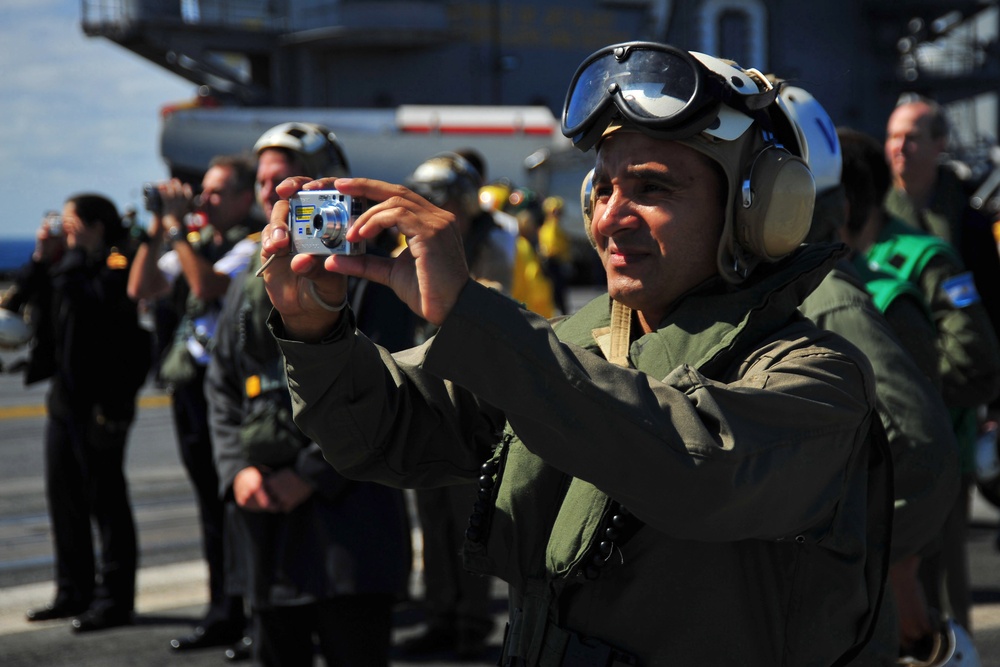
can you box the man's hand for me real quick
[232,466,313,514]
[259,176,350,342]
[144,179,194,239]
[233,466,279,512]
[32,217,65,263]
[260,176,470,340]
[263,469,314,513]
[328,177,470,326]
[159,179,195,235]
[889,555,933,652]
[63,215,102,253]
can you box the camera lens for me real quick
[317,203,349,248]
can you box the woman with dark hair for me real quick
[1,193,151,632]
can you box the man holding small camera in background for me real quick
[203,122,413,666]
[127,154,259,654]
[10,195,151,634]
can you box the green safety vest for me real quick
[864,219,962,287]
[861,221,979,467]
[852,260,932,323]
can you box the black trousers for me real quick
[44,406,137,611]
[413,485,494,637]
[255,595,394,667]
[171,375,242,625]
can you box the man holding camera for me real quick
[203,123,414,666]
[127,154,259,652]
[13,195,151,633]
[255,43,890,665]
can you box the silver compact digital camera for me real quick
[44,211,63,236]
[288,190,367,256]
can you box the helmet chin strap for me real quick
[591,298,633,367]
[608,299,633,367]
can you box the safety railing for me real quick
[80,0,288,31]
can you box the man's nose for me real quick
[259,183,276,204]
[595,190,637,235]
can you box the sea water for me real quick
[0,238,35,274]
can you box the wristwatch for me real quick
[166,224,186,244]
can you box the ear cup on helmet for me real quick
[735,146,815,260]
[580,168,596,247]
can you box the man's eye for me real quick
[642,181,670,193]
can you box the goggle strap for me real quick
[747,104,778,145]
[731,86,780,113]
[705,64,778,113]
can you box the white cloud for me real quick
[0,0,193,238]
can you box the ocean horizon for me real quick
[0,238,36,274]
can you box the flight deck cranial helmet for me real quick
[897,617,982,667]
[778,85,841,195]
[479,182,511,213]
[777,84,845,242]
[406,152,483,219]
[561,42,816,282]
[253,122,350,179]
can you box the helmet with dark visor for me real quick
[562,42,778,152]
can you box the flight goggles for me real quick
[562,42,778,151]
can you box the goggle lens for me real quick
[563,43,731,150]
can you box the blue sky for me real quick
[0,0,194,239]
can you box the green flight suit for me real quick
[272,243,890,666]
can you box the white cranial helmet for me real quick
[898,618,981,667]
[778,85,842,195]
[253,122,350,178]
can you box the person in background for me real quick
[885,97,1000,340]
[5,195,150,632]
[476,178,556,317]
[394,151,507,659]
[505,186,558,318]
[256,42,890,666]
[882,100,1000,633]
[477,179,521,237]
[538,195,573,314]
[205,122,412,666]
[128,155,259,654]
[779,86,960,664]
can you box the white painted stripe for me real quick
[0,561,208,637]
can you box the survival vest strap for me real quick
[865,224,962,286]
[865,276,928,318]
[853,259,933,324]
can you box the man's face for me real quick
[199,165,252,231]
[592,132,725,330]
[257,149,301,221]
[885,102,945,187]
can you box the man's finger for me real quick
[275,175,317,199]
[325,253,394,287]
[332,177,417,206]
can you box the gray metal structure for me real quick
[80,0,1000,169]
